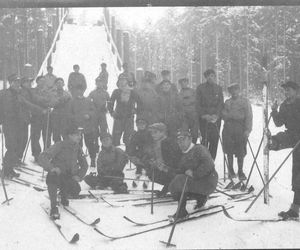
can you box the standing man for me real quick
[169,130,218,219]
[178,78,199,144]
[155,70,178,95]
[196,69,224,160]
[98,63,109,90]
[44,66,57,89]
[119,62,136,88]
[268,81,300,220]
[221,83,253,180]
[68,64,87,97]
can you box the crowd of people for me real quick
[1,61,299,221]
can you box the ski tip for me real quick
[92,218,101,226]
[70,233,80,243]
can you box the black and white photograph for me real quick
[0,1,300,249]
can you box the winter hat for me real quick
[177,130,191,139]
[281,81,299,90]
[227,83,240,92]
[136,114,148,124]
[65,124,82,136]
[148,123,167,133]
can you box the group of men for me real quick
[1,61,299,221]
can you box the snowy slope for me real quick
[0,22,300,250]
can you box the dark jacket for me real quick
[271,97,300,134]
[98,70,109,85]
[97,146,128,174]
[179,87,197,114]
[68,72,87,93]
[88,87,110,114]
[196,82,224,118]
[107,88,140,119]
[127,129,153,159]
[155,81,178,95]
[38,138,88,180]
[65,96,96,134]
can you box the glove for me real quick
[185,169,193,178]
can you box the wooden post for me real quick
[47,25,53,66]
[111,16,116,54]
[136,68,144,88]
[52,14,57,53]
[123,31,130,69]
[37,28,44,71]
[116,29,123,69]
[56,8,60,41]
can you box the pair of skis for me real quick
[94,205,234,240]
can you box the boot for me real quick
[8,169,20,179]
[61,197,69,207]
[169,198,188,221]
[194,194,208,210]
[238,171,247,181]
[50,207,60,220]
[278,204,299,220]
[157,184,169,198]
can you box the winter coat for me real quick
[44,73,57,89]
[97,146,128,174]
[64,96,96,134]
[127,129,153,159]
[38,138,88,180]
[196,82,224,119]
[98,70,109,85]
[169,144,218,195]
[271,97,300,134]
[155,81,178,95]
[222,96,253,135]
[68,72,87,93]
[88,87,110,114]
[134,86,160,124]
[179,87,197,113]
[108,88,140,119]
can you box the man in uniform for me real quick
[68,64,87,97]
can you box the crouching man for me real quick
[39,125,88,219]
[84,132,129,194]
[168,130,218,219]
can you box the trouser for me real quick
[80,132,97,160]
[84,170,126,191]
[112,116,134,148]
[17,122,29,160]
[31,114,52,158]
[146,167,175,187]
[199,119,221,160]
[2,122,21,175]
[182,111,199,144]
[46,172,81,209]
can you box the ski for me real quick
[18,165,43,174]
[63,206,100,226]
[41,205,80,243]
[124,204,226,226]
[222,206,286,222]
[13,177,46,190]
[88,190,123,207]
[116,194,172,203]
[94,205,234,240]
[15,168,35,176]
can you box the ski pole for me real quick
[42,108,51,180]
[1,127,12,205]
[244,115,272,189]
[22,136,31,163]
[160,175,189,247]
[245,140,300,213]
[102,175,150,183]
[247,139,265,185]
[151,166,155,214]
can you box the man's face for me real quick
[69,132,82,144]
[37,77,46,87]
[284,87,297,99]
[74,66,79,73]
[177,136,192,152]
[150,129,165,141]
[180,80,189,89]
[10,79,21,90]
[162,82,171,92]
[136,120,147,131]
[56,79,64,89]
[102,137,112,148]
[206,73,216,84]
[47,68,53,74]
[229,87,240,98]
[96,80,105,89]
[118,79,128,90]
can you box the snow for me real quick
[0,22,300,250]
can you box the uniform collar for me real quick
[183,143,195,153]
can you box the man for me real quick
[108,76,140,150]
[39,125,88,219]
[84,132,128,194]
[44,66,57,89]
[68,64,87,97]
[155,70,178,95]
[196,69,224,160]
[51,78,72,143]
[169,130,218,219]
[268,81,300,220]
[157,80,184,138]
[142,123,182,197]
[119,62,136,88]
[0,74,45,178]
[135,76,160,125]
[88,76,110,153]
[221,83,253,180]
[64,88,97,168]
[178,78,199,144]
[98,62,109,90]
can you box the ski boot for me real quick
[50,207,60,220]
[61,197,69,207]
[238,171,247,181]
[278,204,299,220]
[8,169,20,179]
[114,183,129,194]
[194,195,208,210]
[169,208,189,222]
[156,185,169,198]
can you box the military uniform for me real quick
[196,81,224,159]
[67,71,87,97]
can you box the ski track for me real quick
[0,20,299,249]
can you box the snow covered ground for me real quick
[0,22,299,250]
